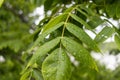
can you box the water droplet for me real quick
[101,35,108,38]
[104,36,108,38]
[101,35,104,37]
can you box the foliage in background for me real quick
[0,0,37,79]
[0,0,120,80]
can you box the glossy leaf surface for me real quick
[61,37,98,71]
[27,37,61,67]
[66,23,100,52]
[42,48,71,80]
[94,27,115,43]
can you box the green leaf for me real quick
[29,21,64,51]
[78,4,95,16]
[64,5,77,13]
[20,69,32,80]
[29,14,67,51]
[0,39,24,52]
[116,3,120,18]
[0,0,4,7]
[27,37,61,68]
[87,16,104,29]
[99,42,118,53]
[44,0,53,11]
[106,4,116,18]
[94,26,115,43]
[66,23,100,52]
[70,14,91,29]
[76,8,89,18]
[42,48,71,80]
[44,0,60,12]
[114,34,120,50]
[32,69,44,80]
[42,16,65,32]
[61,37,98,71]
